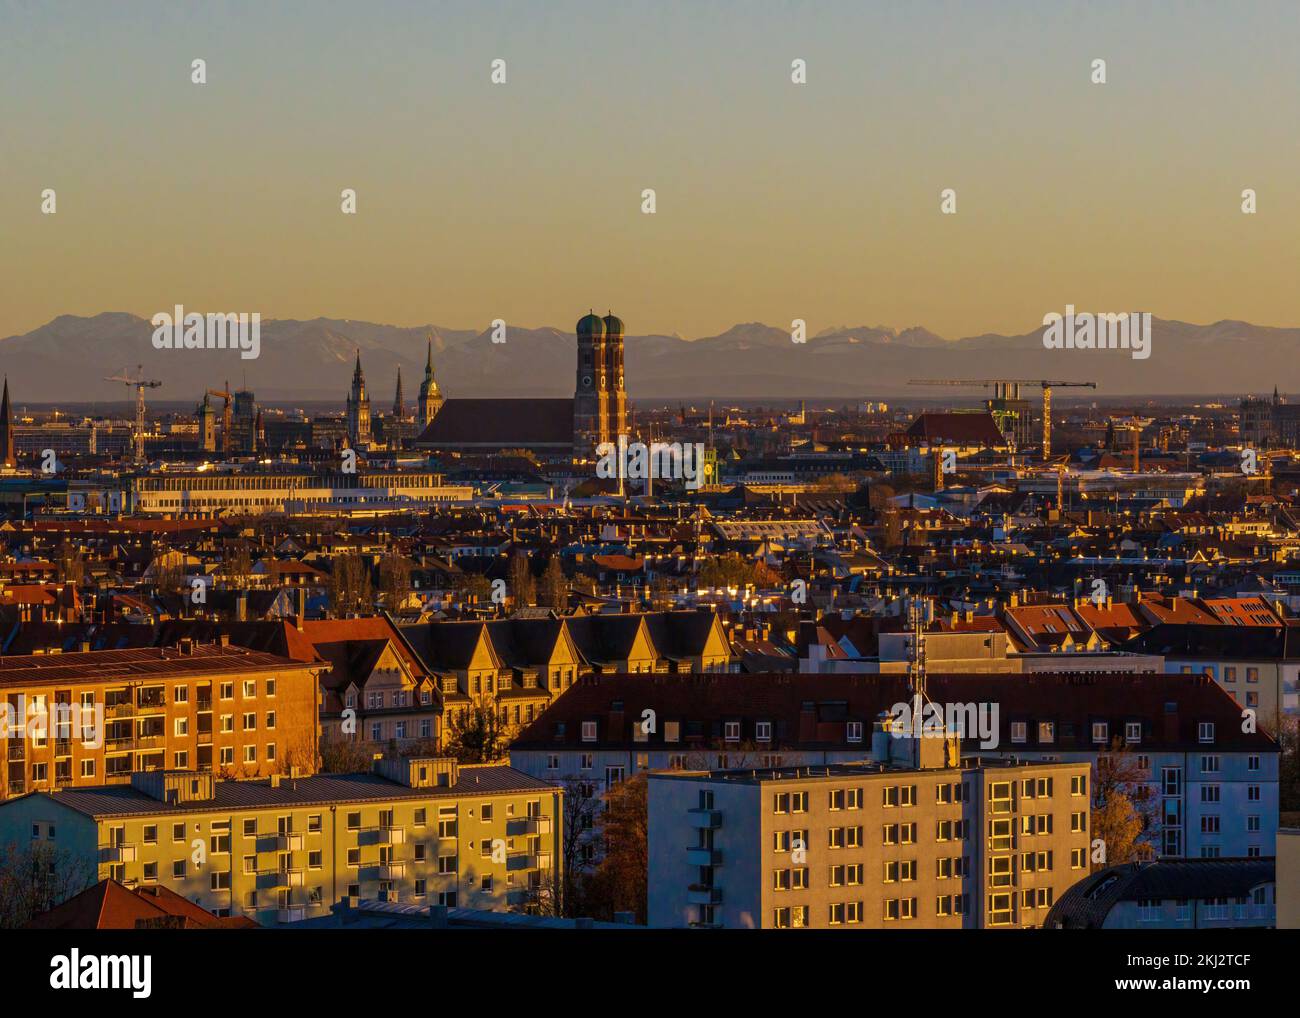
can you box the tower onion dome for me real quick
[602,313,625,337]
[576,312,606,338]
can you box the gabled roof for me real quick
[27,879,257,929]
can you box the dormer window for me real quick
[755,721,772,743]
[1010,722,1027,744]
[581,721,597,742]
[1037,722,1055,744]
[1125,722,1142,745]
[846,721,863,743]
[724,721,741,743]
[1198,722,1215,744]
[1091,722,1108,744]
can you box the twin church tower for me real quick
[573,311,629,453]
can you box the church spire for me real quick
[0,377,13,469]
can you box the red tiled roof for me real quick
[511,671,1275,754]
[26,879,257,929]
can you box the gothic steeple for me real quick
[0,378,13,469]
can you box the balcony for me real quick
[7,780,25,797]
[276,906,307,924]
[686,847,722,866]
[257,868,304,890]
[378,861,407,880]
[687,808,722,830]
[136,692,167,713]
[6,743,24,761]
[276,833,304,852]
[54,739,72,757]
[507,815,552,836]
[687,884,722,906]
[105,736,135,751]
[135,733,165,750]
[101,844,137,863]
[377,825,406,845]
[107,703,135,719]
[506,852,539,872]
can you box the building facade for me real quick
[647,732,1091,929]
[0,644,323,803]
[0,757,561,926]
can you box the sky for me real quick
[1,0,1297,341]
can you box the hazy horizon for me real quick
[3,0,1297,342]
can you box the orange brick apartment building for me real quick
[1,642,324,801]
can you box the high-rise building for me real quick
[346,351,372,449]
[0,377,15,469]
[416,337,443,430]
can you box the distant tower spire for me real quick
[346,350,372,448]
[417,333,444,431]
[0,378,13,468]
[393,366,405,419]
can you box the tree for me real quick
[583,775,648,923]
[454,572,492,603]
[0,840,96,928]
[1092,740,1158,865]
[508,552,535,608]
[1278,717,1300,816]
[539,556,568,612]
[378,552,412,612]
[442,704,509,763]
[318,735,374,774]
[532,777,605,918]
[223,539,254,588]
[152,558,186,596]
[329,553,372,616]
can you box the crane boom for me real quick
[105,365,161,466]
[908,378,1097,461]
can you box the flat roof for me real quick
[647,755,1087,786]
[19,767,560,819]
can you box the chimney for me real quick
[1162,702,1179,744]
[179,637,194,656]
[797,700,817,743]
[295,586,306,629]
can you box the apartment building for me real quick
[0,643,323,802]
[647,725,1091,929]
[1045,858,1276,929]
[0,757,561,926]
[511,671,1279,861]
[1278,828,1300,929]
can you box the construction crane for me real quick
[105,365,161,465]
[207,383,234,454]
[908,378,1097,460]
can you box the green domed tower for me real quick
[573,311,609,459]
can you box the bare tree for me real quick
[0,840,96,928]
[329,553,372,616]
[508,552,535,608]
[539,556,568,613]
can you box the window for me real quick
[1071,774,1087,797]
[846,721,863,743]
[1125,722,1141,744]
[581,721,597,742]
[1091,721,1108,744]
[755,721,772,742]
[1198,722,1215,743]
[1037,721,1055,744]
[724,721,740,742]
[172,823,186,843]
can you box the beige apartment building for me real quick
[0,643,324,802]
[1278,828,1300,929]
[648,726,1091,929]
[0,757,562,926]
